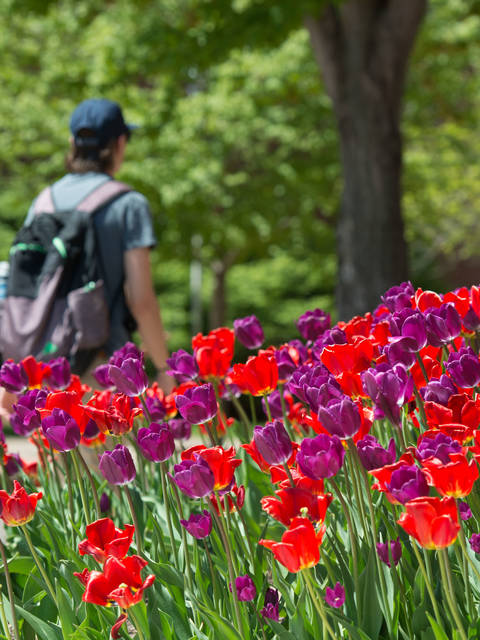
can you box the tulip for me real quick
[445,346,480,388]
[317,396,361,439]
[376,537,402,567]
[171,455,214,498]
[92,364,113,389]
[425,303,462,347]
[463,306,480,332]
[385,465,430,504]
[168,417,192,440]
[262,389,286,420]
[100,492,110,514]
[296,308,331,341]
[180,510,212,539]
[260,587,280,621]
[192,327,235,379]
[259,516,325,573]
[233,315,264,349]
[325,582,345,608]
[98,445,136,485]
[109,342,143,366]
[421,375,458,406]
[230,575,257,601]
[175,383,217,424]
[397,496,460,549]
[45,357,71,389]
[230,353,278,397]
[253,420,292,466]
[0,360,28,393]
[421,453,479,498]
[362,363,412,427]
[381,281,415,312]
[137,422,175,462]
[416,432,462,464]
[10,388,47,436]
[469,533,480,553]
[297,434,345,480]
[41,408,81,452]
[183,445,242,491]
[261,487,331,527]
[312,327,347,360]
[459,501,472,521]
[274,346,298,382]
[0,480,42,526]
[108,357,148,397]
[357,435,396,471]
[78,518,135,562]
[166,349,198,382]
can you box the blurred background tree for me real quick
[0,0,479,352]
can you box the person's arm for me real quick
[123,247,174,393]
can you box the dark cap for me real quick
[70,98,135,148]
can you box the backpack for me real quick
[0,179,131,374]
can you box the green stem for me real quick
[0,585,11,640]
[411,544,443,627]
[160,462,178,568]
[75,449,100,519]
[457,522,480,582]
[21,526,58,606]
[62,452,76,544]
[71,450,91,524]
[282,461,295,488]
[249,394,257,425]
[412,383,427,430]
[438,548,468,640]
[0,538,20,640]
[415,352,430,385]
[232,494,256,570]
[264,397,273,423]
[129,607,145,640]
[123,485,142,555]
[302,570,336,640]
[231,396,251,441]
[330,478,361,625]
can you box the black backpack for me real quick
[0,180,131,374]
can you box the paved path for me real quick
[5,436,38,463]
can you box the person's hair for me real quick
[65,128,118,174]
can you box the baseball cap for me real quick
[70,98,136,147]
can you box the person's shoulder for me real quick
[114,188,150,210]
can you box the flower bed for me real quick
[1,282,480,639]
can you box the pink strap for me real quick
[77,180,131,213]
[33,187,55,214]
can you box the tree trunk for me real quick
[209,259,228,329]
[305,0,427,319]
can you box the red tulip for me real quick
[397,496,460,549]
[0,480,42,526]
[261,487,332,526]
[192,327,235,379]
[422,453,479,498]
[230,353,278,397]
[78,518,135,563]
[182,445,242,491]
[259,516,325,573]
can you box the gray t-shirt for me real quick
[26,172,156,354]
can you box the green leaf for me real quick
[13,602,62,640]
[426,614,450,640]
[358,550,383,640]
[265,619,297,639]
[196,602,242,640]
[55,581,75,639]
[7,555,35,575]
[150,561,185,590]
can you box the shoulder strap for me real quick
[33,180,131,216]
[76,180,132,213]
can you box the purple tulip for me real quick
[144,394,167,422]
[296,308,331,342]
[171,455,214,498]
[108,357,148,397]
[386,465,429,504]
[98,445,136,485]
[445,346,480,388]
[166,349,198,382]
[0,360,28,393]
[175,383,217,424]
[376,537,402,567]
[425,303,462,347]
[463,307,480,332]
[180,510,212,539]
[362,363,412,427]
[421,375,458,406]
[312,327,347,361]
[381,282,415,313]
[92,364,113,389]
[100,492,110,513]
[469,533,480,554]
[41,409,81,452]
[168,418,192,440]
[260,588,280,621]
[389,309,427,351]
[10,388,48,436]
[288,364,338,406]
[230,575,257,602]
[45,357,71,389]
[357,435,396,471]
[5,453,22,476]
[297,434,345,479]
[383,341,416,369]
[137,422,175,462]
[317,396,361,439]
[110,342,143,366]
[233,315,264,350]
[253,420,292,466]
[274,347,297,382]
[416,432,462,465]
[325,582,345,608]
[459,501,472,521]
[262,390,285,420]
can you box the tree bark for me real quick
[305,0,427,319]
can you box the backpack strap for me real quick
[33,187,55,214]
[76,180,132,214]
